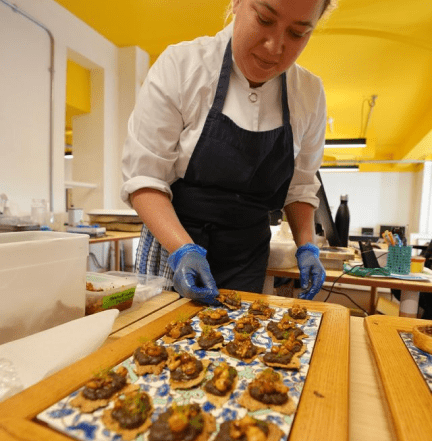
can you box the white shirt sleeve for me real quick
[284,74,326,209]
[121,48,183,205]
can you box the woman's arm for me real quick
[284,201,316,246]
[130,188,193,253]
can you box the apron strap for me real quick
[212,39,233,113]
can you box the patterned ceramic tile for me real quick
[37,301,322,441]
[400,332,432,391]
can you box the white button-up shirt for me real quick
[121,23,326,209]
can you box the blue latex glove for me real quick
[295,243,326,300]
[168,244,219,305]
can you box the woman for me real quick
[121,0,335,304]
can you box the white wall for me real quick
[0,0,148,220]
[320,170,422,237]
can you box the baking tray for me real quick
[364,315,432,441]
[0,292,349,441]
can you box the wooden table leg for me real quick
[399,290,419,318]
[369,286,378,315]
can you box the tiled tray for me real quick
[364,315,432,441]
[0,292,349,441]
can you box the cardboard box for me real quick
[0,231,88,345]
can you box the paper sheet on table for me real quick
[0,309,119,402]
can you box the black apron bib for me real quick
[171,40,295,293]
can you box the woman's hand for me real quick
[295,243,326,300]
[168,244,219,305]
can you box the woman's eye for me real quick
[289,30,305,39]
[257,13,273,26]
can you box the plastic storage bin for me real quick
[85,272,138,315]
[386,245,412,275]
[0,231,88,345]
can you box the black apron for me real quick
[171,39,295,293]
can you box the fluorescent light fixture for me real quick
[324,138,367,148]
[320,165,359,173]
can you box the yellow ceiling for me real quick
[54,0,432,170]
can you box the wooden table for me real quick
[267,266,432,317]
[89,231,141,271]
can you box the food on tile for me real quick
[266,313,307,342]
[192,326,225,351]
[148,403,216,441]
[222,332,265,363]
[262,333,307,370]
[217,290,242,310]
[162,317,196,343]
[247,300,275,319]
[167,349,210,389]
[287,303,310,324]
[70,366,133,413]
[101,389,153,440]
[238,368,295,415]
[214,415,284,441]
[203,362,238,406]
[133,340,169,375]
[233,314,261,335]
[198,308,233,328]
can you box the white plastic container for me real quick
[0,231,88,345]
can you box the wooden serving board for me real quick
[364,315,432,441]
[0,293,349,441]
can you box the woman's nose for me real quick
[264,31,284,55]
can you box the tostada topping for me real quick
[204,362,237,397]
[214,415,270,441]
[148,403,205,441]
[234,315,261,335]
[82,366,128,401]
[217,290,242,310]
[197,326,224,350]
[267,314,304,341]
[198,308,231,326]
[225,333,259,360]
[263,334,304,365]
[288,304,308,320]
[110,389,152,430]
[165,319,195,340]
[248,368,289,405]
[168,351,204,382]
[134,341,168,366]
[248,300,275,319]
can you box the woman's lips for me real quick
[253,54,278,70]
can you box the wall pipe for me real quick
[1,0,55,212]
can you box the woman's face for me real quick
[232,0,324,87]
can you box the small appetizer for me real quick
[192,325,224,351]
[262,333,307,370]
[162,318,196,344]
[167,349,210,389]
[247,300,275,319]
[198,308,233,329]
[287,303,310,324]
[267,313,307,342]
[238,368,295,415]
[412,325,432,354]
[133,340,169,375]
[217,289,242,310]
[203,362,238,406]
[214,415,284,441]
[70,366,133,413]
[233,314,261,335]
[222,332,265,363]
[148,403,216,441]
[102,389,153,441]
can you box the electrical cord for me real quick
[321,286,369,315]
